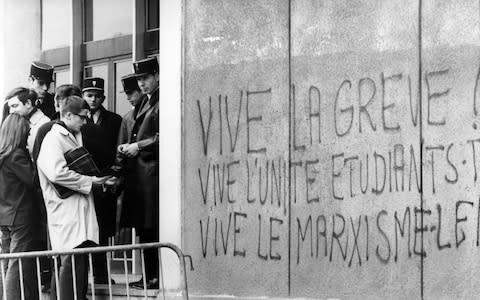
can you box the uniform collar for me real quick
[147,87,159,105]
[91,105,106,125]
[147,86,158,97]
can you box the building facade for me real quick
[1,0,159,116]
[0,0,183,293]
[4,0,480,299]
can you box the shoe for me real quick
[146,278,159,289]
[40,271,52,286]
[129,278,159,289]
[129,278,144,289]
[41,284,51,293]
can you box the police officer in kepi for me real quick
[29,61,56,119]
[118,57,159,289]
[116,74,143,160]
[81,77,122,284]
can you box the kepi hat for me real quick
[30,61,54,83]
[121,74,140,94]
[82,77,105,93]
[133,57,159,77]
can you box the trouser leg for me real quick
[139,228,159,281]
[35,222,51,287]
[92,188,116,283]
[2,224,39,300]
[50,251,89,300]
[92,225,109,283]
[0,227,11,300]
[35,191,52,287]
[1,227,11,255]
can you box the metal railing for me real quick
[109,228,139,274]
[0,242,194,300]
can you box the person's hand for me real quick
[91,175,112,185]
[123,143,140,158]
[104,176,121,194]
[104,176,119,186]
[117,144,128,157]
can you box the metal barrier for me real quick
[0,242,194,300]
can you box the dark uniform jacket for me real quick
[0,148,39,226]
[120,88,159,230]
[37,93,55,119]
[116,105,140,166]
[118,106,140,145]
[91,106,122,236]
[94,106,122,165]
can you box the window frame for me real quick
[39,0,158,114]
[83,0,135,43]
[145,0,160,32]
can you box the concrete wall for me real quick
[422,1,480,298]
[0,0,41,112]
[183,0,290,296]
[183,0,480,299]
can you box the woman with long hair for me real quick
[0,113,39,300]
[1,102,9,125]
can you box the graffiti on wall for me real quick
[191,62,480,270]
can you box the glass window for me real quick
[115,60,135,116]
[146,0,159,30]
[50,69,71,93]
[54,69,71,89]
[84,63,109,109]
[84,0,132,42]
[42,0,71,50]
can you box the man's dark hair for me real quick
[55,84,81,100]
[61,95,90,117]
[5,87,38,105]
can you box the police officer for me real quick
[82,77,122,160]
[29,61,56,119]
[82,77,122,284]
[117,74,143,147]
[119,57,159,289]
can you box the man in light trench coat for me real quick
[37,95,111,300]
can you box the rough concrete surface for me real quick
[183,0,480,299]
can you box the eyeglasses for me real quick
[72,113,90,122]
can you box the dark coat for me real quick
[32,121,55,164]
[121,89,159,230]
[0,148,39,226]
[94,106,122,166]
[118,106,140,145]
[91,106,122,236]
[81,123,113,172]
[115,105,140,166]
[37,93,55,120]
